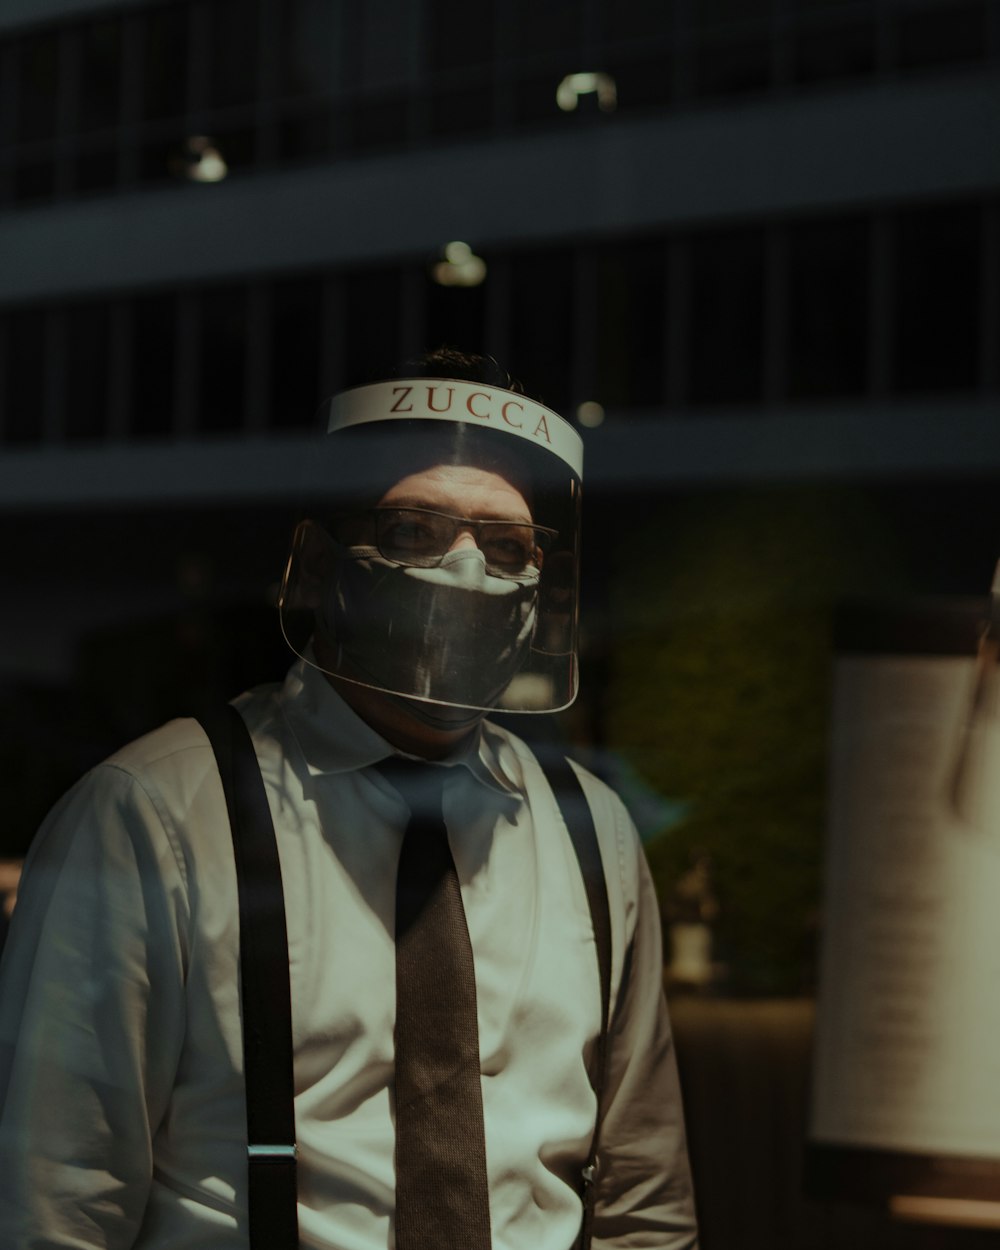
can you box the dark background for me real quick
[1,1,999,1246]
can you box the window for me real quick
[603,0,674,44]
[205,125,256,176]
[692,0,770,24]
[269,278,324,430]
[896,1,987,72]
[138,134,185,188]
[343,269,404,388]
[425,269,488,359]
[77,16,122,136]
[353,0,416,95]
[199,286,248,433]
[65,303,111,441]
[350,93,409,151]
[142,5,189,122]
[513,0,582,59]
[894,203,980,392]
[73,147,119,196]
[791,19,876,85]
[787,217,869,398]
[606,53,673,114]
[688,228,765,405]
[131,294,177,439]
[276,107,332,162]
[207,0,260,111]
[279,0,338,99]
[508,249,575,413]
[785,0,875,13]
[0,41,14,152]
[16,31,59,144]
[427,84,492,138]
[3,308,47,445]
[13,157,55,205]
[694,34,771,98]
[595,239,668,408]
[426,0,495,75]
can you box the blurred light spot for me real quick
[577,401,605,428]
[432,241,487,288]
[556,72,617,113]
[0,859,23,919]
[500,672,556,710]
[890,1196,1000,1230]
[175,135,228,183]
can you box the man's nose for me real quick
[449,526,479,553]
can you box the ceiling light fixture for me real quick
[432,241,487,288]
[556,72,617,114]
[174,135,229,183]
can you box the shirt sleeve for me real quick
[0,763,190,1250]
[590,794,699,1250]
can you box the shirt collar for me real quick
[278,656,524,803]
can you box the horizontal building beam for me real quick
[1,399,997,510]
[1,74,998,305]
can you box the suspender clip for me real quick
[248,1144,298,1160]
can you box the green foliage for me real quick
[607,486,904,994]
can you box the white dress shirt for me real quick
[0,658,697,1250]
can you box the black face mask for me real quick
[320,546,539,711]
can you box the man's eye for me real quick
[385,521,436,550]
[483,536,533,568]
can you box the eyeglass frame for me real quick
[331,506,560,578]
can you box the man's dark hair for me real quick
[399,346,526,396]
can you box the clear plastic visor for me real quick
[278,423,580,714]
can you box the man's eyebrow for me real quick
[380,497,534,522]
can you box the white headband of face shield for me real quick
[324,378,584,478]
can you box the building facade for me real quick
[1,0,999,866]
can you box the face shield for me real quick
[278,378,583,714]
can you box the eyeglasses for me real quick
[340,507,558,577]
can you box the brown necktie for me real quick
[378,759,493,1250]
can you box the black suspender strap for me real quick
[544,754,614,1250]
[198,705,299,1250]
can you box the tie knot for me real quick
[375,757,447,821]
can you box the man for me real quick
[0,350,698,1249]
